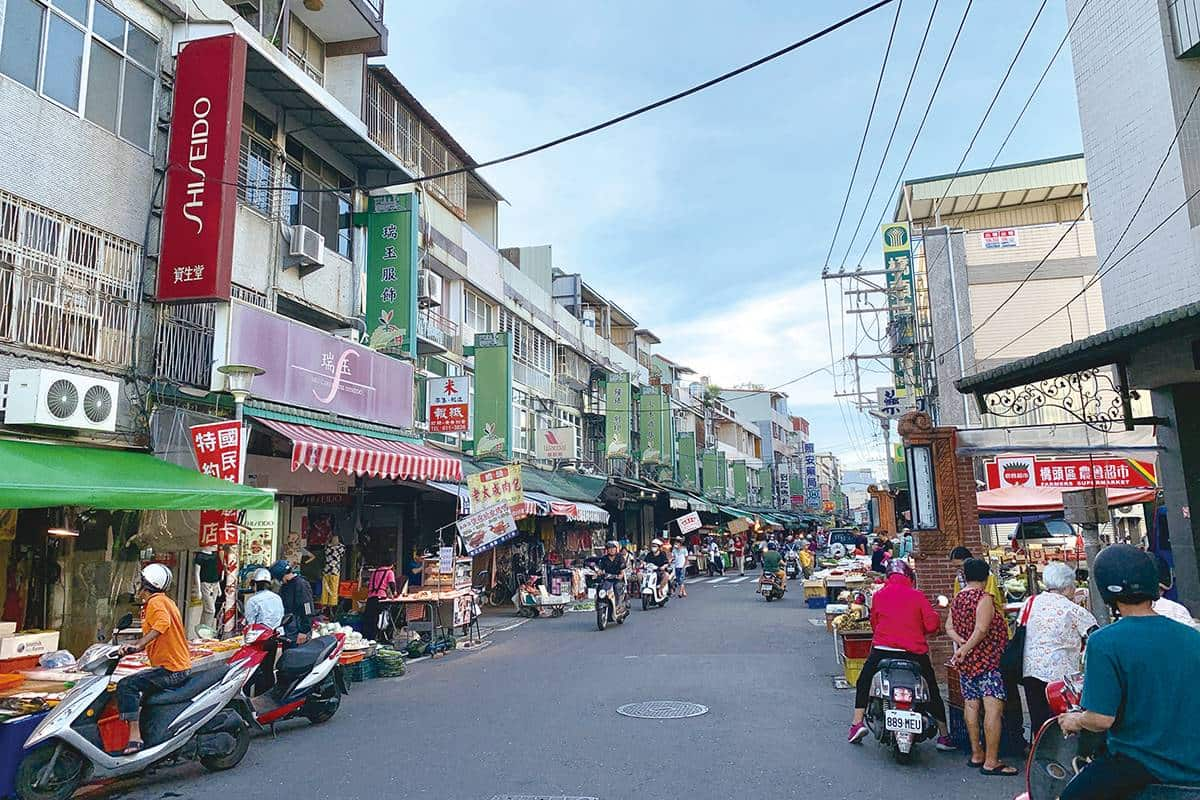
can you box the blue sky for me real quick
[382,0,1084,472]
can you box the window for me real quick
[283,139,354,259]
[464,290,492,333]
[513,388,534,454]
[499,307,552,375]
[238,106,277,216]
[287,15,324,84]
[0,0,157,150]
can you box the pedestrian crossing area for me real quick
[684,575,757,586]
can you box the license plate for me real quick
[884,709,924,733]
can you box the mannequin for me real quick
[321,534,345,609]
[194,545,220,631]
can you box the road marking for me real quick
[727,576,750,583]
[707,577,728,583]
[808,619,826,626]
[496,618,530,632]
[685,578,706,584]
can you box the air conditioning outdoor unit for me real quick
[417,269,442,309]
[581,307,597,328]
[332,327,362,343]
[288,224,325,268]
[4,368,119,432]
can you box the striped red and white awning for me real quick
[258,419,462,482]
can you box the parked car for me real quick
[1008,518,1078,550]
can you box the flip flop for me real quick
[980,764,1019,776]
[967,759,985,769]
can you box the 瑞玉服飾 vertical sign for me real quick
[470,332,513,459]
[190,420,245,546]
[676,432,698,490]
[157,35,247,302]
[605,374,632,459]
[366,193,419,358]
[427,375,471,434]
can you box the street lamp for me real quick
[217,363,264,421]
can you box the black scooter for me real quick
[595,575,630,631]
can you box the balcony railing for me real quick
[155,303,215,388]
[0,191,138,368]
[416,307,460,353]
[513,361,553,397]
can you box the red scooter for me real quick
[230,620,348,730]
[1018,674,1200,800]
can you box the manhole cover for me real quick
[616,701,709,719]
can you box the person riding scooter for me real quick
[116,564,192,752]
[646,538,671,594]
[243,568,284,631]
[598,541,629,606]
[1055,544,1200,799]
[761,541,787,589]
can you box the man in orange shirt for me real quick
[116,564,192,749]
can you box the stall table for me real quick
[395,586,480,656]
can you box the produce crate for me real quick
[841,633,873,660]
[806,596,828,609]
[844,657,866,686]
[343,657,377,683]
[948,702,1026,758]
[802,580,826,599]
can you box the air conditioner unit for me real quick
[417,269,442,309]
[332,327,361,343]
[581,307,597,328]
[4,368,119,432]
[288,224,325,268]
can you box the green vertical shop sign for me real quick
[638,389,673,474]
[789,475,804,508]
[732,461,748,503]
[677,432,698,490]
[703,450,727,497]
[717,451,728,497]
[365,193,419,359]
[756,468,771,506]
[604,373,632,459]
[469,332,512,460]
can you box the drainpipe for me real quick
[943,226,971,426]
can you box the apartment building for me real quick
[720,388,798,505]
[893,154,1104,427]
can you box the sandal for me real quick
[980,763,1019,776]
[967,759,985,769]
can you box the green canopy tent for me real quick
[0,439,275,510]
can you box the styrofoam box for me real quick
[0,631,59,660]
[0,622,16,637]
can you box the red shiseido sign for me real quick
[157,34,247,302]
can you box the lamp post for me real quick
[217,363,264,422]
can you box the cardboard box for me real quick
[0,622,16,637]
[0,631,59,660]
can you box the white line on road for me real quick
[707,577,728,583]
[496,618,531,632]
[727,576,750,583]
[685,578,706,584]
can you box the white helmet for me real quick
[251,568,272,583]
[141,563,173,592]
[651,538,663,547]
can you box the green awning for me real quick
[0,439,276,510]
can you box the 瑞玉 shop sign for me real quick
[212,301,414,427]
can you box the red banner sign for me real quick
[984,455,1156,490]
[190,420,245,546]
[157,34,247,302]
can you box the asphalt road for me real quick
[95,575,1024,800]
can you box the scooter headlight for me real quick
[598,589,608,598]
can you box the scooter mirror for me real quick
[116,612,134,630]
[936,595,950,608]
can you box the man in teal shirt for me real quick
[761,542,785,589]
[1059,545,1200,799]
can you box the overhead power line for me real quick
[823,0,906,269]
[175,0,900,195]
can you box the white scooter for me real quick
[16,614,257,800]
[640,563,671,611]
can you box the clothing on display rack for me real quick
[194,547,220,630]
[321,536,345,607]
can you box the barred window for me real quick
[238,106,277,216]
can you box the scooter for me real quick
[784,551,801,579]
[758,570,786,601]
[1018,674,1200,800]
[235,619,348,730]
[640,564,671,611]
[861,655,939,763]
[16,614,257,800]
[595,574,630,631]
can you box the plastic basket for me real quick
[806,596,828,609]
[343,658,377,683]
[842,635,873,660]
[844,657,866,686]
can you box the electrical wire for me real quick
[171,0,899,195]
[836,0,943,271]
[846,0,978,271]
[824,0,906,269]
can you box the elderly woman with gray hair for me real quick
[1020,561,1099,733]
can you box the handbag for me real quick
[999,595,1035,674]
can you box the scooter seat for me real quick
[877,658,922,674]
[277,636,337,675]
[143,667,227,706]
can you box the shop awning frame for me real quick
[0,439,275,510]
[259,419,462,482]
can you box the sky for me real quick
[381,0,1085,472]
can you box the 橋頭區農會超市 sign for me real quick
[984,455,1156,490]
[213,301,414,426]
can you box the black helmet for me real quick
[1094,544,1160,606]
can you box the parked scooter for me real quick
[16,614,256,800]
[758,570,786,601]
[862,655,940,763]
[595,575,630,631]
[236,618,348,730]
[1017,674,1200,800]
[640,563,671,610]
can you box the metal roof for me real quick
[955,300,1200,396]
[893,154,1086,223]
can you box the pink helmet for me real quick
[886,559,915,582]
